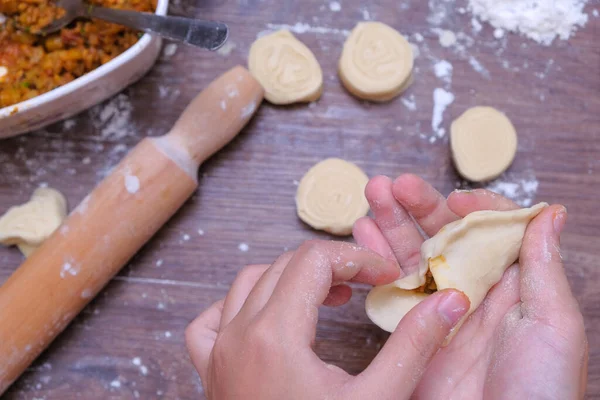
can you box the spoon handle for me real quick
[87,6,229,50]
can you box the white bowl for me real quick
[0,0,169,139]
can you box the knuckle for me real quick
[247,317,274,349]
[297,240,327,258]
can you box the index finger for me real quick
[447,188,519,216]
[264,241,400,341]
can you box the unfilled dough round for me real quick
[450,107,518,182]
[248,30,323,105]
[296,158,369,236]
[338,22,413,102]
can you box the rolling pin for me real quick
[0,65,264,394]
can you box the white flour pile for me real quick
[469,0,589,45]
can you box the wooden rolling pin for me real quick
[0,66,264,394]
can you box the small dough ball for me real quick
[296,158,369,236]
[339,22,413,102]
[450,107,518,182]
[248,30,323,105]
[0,187,68,257]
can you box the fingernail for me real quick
[437,291,469,327]
[453,189,473,194]
[553,206,567,235]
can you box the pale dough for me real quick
[0,188,67,257]
[248,30,323,105]
[338,22,414,102]
[296,158,369,236]
[450,106,518,182]
[366,203,547,336]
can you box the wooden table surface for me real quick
[1,0,599,398]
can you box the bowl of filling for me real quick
[0,0,168,138]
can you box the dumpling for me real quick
[366,202,548,334]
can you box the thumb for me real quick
[356,290,470,399]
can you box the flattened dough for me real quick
[366,203,547,335]
[0,187,67,257]
[451,107,518,182]
[248,30,323,105]
[339,22,414,102]
[296,158,369,236]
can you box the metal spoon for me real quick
[40,0,229,51]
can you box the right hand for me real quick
[353,174,588,399]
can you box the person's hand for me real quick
[353,174,588,399]
[186,240,472,399]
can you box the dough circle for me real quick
[248,30,323,105]
[450,106,518,182]
[338,22,413,102]
[296,158,369,236]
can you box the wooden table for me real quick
[1,0,599,398]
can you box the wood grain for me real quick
[0,0,599,398]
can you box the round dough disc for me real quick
[248,30,323,105]
[450,107,518,182]
[296,158,369,236]
[338,22,413,102]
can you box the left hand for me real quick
[185,240,471,400]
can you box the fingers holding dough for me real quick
[339,22,414,102]
[296,158,370,236]
[248,30,323,105]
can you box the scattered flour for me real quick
[361,8,372,20]
[124,173,140,194]
[468,0,589,45]
[434,60,453,83]
[155,259,163,267]
[485,170,539,207]
[241,102,256,119]
[60,260,80,278]
[162,43,178,58]
[329,1,341,12]
[401,94,417,111]
[263,23,350,36]
[89,94,134,140]
[468,56,491,78]
[63,119,76,130]
[438,30,457,47]
[238,243,249,252]
[431,88,455,139]
[197,229,205,236]
[182,234,191,241]
[471,17,483,32]
[216,41,236,56]
[110,379,121,389]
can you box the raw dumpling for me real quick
[366,202,547,333]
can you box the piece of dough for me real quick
[450,107,518,182]
[0,188,67,257]
[338,22,414,102]
[248,30,323,105]
[366,203,547,335]
[296,158,369,236]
